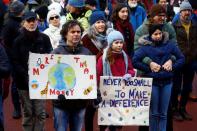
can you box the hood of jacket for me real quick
[138,31,169,46]
[58,39,83,54]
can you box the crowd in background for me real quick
[0,0,197,131]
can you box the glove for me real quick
[123,74,132,81]
[58,94,66,101]
[93,89,102,108]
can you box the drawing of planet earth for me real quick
[48,63,76,91]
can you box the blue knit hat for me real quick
[89,10,106,25]
[107,30,124,47]
[180,0,192,12]
[68,0,85,8]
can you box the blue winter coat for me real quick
[129,5,147,32]
[133,32,185,80]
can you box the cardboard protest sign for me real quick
[28,53,97,99]
[98,76,152,126]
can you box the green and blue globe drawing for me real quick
[48,63,76,91]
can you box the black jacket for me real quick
[0,40,10,95]
[51,39,92,110]
[0,42,10,78]
[12,28,52,90]
[2,14,23,58]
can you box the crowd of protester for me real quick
[0,0,197,131]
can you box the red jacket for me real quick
[97,52,135,83]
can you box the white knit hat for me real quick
[47,10,60,23]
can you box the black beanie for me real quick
[148,24,163,36]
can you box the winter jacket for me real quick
[134,19,177,64]
[65,9,92,30]
[0,42,10,79]
[44,24,62,49]
[134,19,177,50]
[113,20,135,57]
[2,14,23,58]
[0,38,10,107]
[81,34,104,61]
[12,28,52,90]
[133,32,185,84]
[51,39,92,110]
[129,5,147,32]
[97,52,135,83]
[173,18,197,64]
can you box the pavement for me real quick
[3,91,197,131]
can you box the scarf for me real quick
[102,48,128,76]
[87,25,107,51]
[114,20,134,55]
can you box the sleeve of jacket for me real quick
[171,44,185,71]
[96,56,103,87]
[43,34,53,53]
[127,56,136,77]
[166,23,177,44]
[132,47,151,73]
[134,24,148,50]
[0,44,10,78]
[11,39,28,80]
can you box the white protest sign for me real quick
[28,53,97,99]
[98,76,152,126]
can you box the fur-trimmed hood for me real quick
[138,31,170,46]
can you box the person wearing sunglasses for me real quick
[44,10,62,49]
[12,11,52,131]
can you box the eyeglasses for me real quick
[49,15,59,20]
[26,17,37,22]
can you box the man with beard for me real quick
[127,0,147,32]
[172,0,197,121]
[12,11,52,131]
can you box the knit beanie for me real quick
[149,4,166,18]
[148,24,163,36]
[107,30,124,47]
[48,2,62,13]
[9,1,25,16]
[180,0,192,12]
[47,10,60,23]
[89,10,106,25]
[68,0,85,8]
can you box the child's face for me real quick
[111,40,124,52]
[151,29,162,41]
